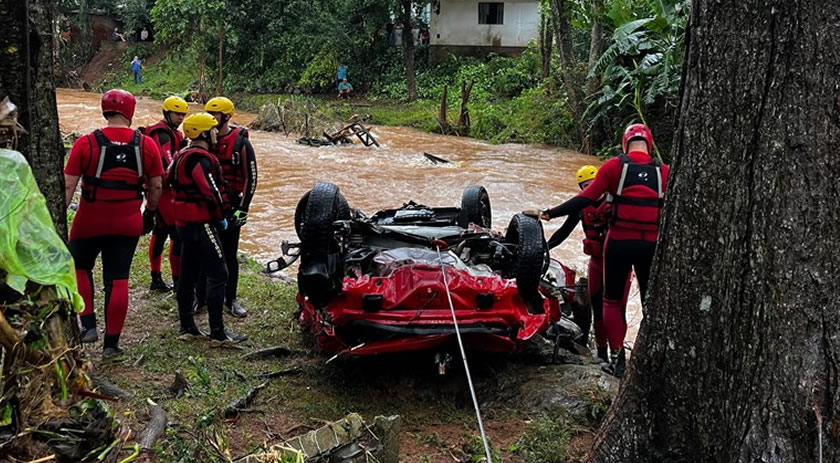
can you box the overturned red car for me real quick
[267,182,586,359]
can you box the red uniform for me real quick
[169,146,230,226]
[579,151,669,242]
[65,127,163,350]
[144,120,184,225]
[65,127,164,240]
[580,151,669,351]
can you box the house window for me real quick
[478,2,504,25]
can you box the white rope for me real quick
[435,245,493,463]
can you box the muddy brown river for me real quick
[56,88,642,344]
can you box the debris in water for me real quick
[423,152,451,164]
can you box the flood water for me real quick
[56,88,643,344]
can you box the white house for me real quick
[429,0,540,61]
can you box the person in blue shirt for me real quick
[336,63,348,88]
[131,56,143,84]
[337,79,353,99]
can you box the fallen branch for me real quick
[241,346,293,360]
[92,375,134,400]
[256,367,302,380]
[167,370,189,398]
[223,382,267,419]
[139,400,167,452]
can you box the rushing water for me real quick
[56,88,643,343]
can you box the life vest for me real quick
[607,154,664,231]
[169,146,227,224]
[214,126,249,193]
[143,120,183,169]
[80,129,145,202]
[580,199,611,257]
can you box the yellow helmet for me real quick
[576,165,598,184]
[162,96,189,114]
[204,96,235,115]
[182,112,218,139]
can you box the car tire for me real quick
[459,185,492,228]
[505,213,547,308]
[298,182,349,305]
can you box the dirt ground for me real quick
[62,238,609,463]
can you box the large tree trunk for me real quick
[400,0,417,102]
[550,0,587,150]
[589,1,840,461]
[538,8,553,79]
[0,0,67,238]
[585,0,605,151]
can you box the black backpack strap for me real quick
[231,128,248,166]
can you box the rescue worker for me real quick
[145,96,189,291]
[201,97,258,318]
[541,123,669,378]
[169,112,248,343]
[63,89,164,358]
[545,165,630,364]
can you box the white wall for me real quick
[430,0,539,48]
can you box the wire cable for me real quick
[435,244,493,463]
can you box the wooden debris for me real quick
[91,375,134,400]
[223,382,268,419]
[257,367,302,380]
[139,400,167,452]
[423,152,451,164]
[242,346,294,360]
[167,370,189,398]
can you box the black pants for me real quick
[69,235,140,348]
[177,223,228,335]
[196,224,241,306]
[603,238,656,302]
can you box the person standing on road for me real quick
[543,165,631,364]
[131,56,143,84]
[203,97,258,318]
[169,113,248,343]
[144,96,189,291]
[63,89,164,358]
[541,123,669,378]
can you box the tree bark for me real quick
[217,24,224,96]
[538,8,553,79]
[585,0,605,151]
[400,0,417,102]
[0,0,67,238]
[589,1,840,461]
[549,0,587,150]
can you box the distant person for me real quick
[140,27,149,42]
[336,62,348,88]
[131,56,143,84]
[338,79,353,99]
[63,89,164,358]
[113,27,125,42]
[420,29,430,45]
[386,23,395,45]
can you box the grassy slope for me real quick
[79,237,603,462]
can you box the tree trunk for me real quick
[538,8,553,79]
[0,0,67,238]
[400,0,417,102]
[438,84,449,133]
[585,0,605,151]
[217,24,224,96]
[549,0,587,150]
[588,1,840,461]
[457,79,473,133]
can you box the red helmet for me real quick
[622,123,654,153]
[101,89,136,121]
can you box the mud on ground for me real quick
[78,237,615,462]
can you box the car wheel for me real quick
[505,213,547,308]
[459,185,492,228]
[298,182,349,305]
[296,189,349,241]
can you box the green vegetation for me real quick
[67,0,687,151]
